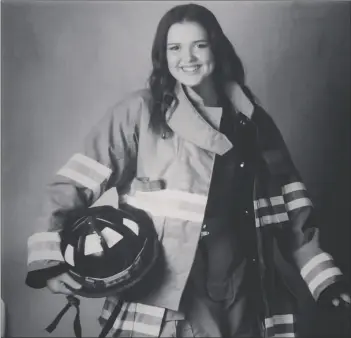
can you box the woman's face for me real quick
[166,21,215,88]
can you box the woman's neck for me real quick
[186,78,219,107]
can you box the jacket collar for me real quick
[224,82,254,120]
[166,81,254,155]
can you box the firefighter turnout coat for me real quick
[26,82,344,337]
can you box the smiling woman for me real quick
[16,2,350,338]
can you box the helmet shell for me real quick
[60,205,162,300]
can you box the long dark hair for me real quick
[148,3,246,134]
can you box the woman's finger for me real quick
[332,298,340,307]
[47,278,75,296]
[60,273,82,290]
[340,293,350,304]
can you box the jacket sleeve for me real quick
[26,93,144,288]
[253,107,344,302]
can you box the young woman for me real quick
[26,3,349,337]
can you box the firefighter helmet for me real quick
[59,205,162,300]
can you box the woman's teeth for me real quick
[181,65,200,73]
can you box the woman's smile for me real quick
[179,64,201,73]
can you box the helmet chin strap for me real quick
[46,295,82,338]
[46,295,124,338]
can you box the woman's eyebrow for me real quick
[167,39,209,45]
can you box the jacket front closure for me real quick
[122,83,260,312]
[123,84,239,311]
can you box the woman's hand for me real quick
[47,273,82,296]
[331,292,350,308]
[319,282,350,309]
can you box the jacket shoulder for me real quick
[117,88,152,107]
[252,105,285,147]
[252,105,277,132]
[253,105,296,176]
[109,88,151,120]
[88,89,151,137]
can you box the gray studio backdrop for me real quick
[1,1,350,337]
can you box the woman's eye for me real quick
[195,42,209,49]
[168,45,180,51]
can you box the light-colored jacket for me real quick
[26,82,343,337]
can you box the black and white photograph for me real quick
[1,1,350,337]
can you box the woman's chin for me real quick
[178,77,206,88]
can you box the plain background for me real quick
[1,1,350,337]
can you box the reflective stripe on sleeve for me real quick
[28,250,65,265]
[27,232,64,265]
[282,182,306,194]
[282,181,313,210]
[260,213,289,225]
[308,267,342,295]
[286,198,312,211]
[100,300,165,337]
[255,181,313,228]
[265,314,294,328]
[57,153,112,191]
[300,253,343,298]
[265,314,296,338]
[301,253,332,278]
[254,196,284,209]
[135,303,165,318]
[28,231,60,246]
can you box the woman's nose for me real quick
[181,47,196,62]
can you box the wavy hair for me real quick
[148,3,246,134]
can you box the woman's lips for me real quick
[179,65,201,73]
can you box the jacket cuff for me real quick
[27,231,67,288]
[26,263,68,289]
[296,251,343,300]
[318,280,350,306]
[27,231,65,267]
